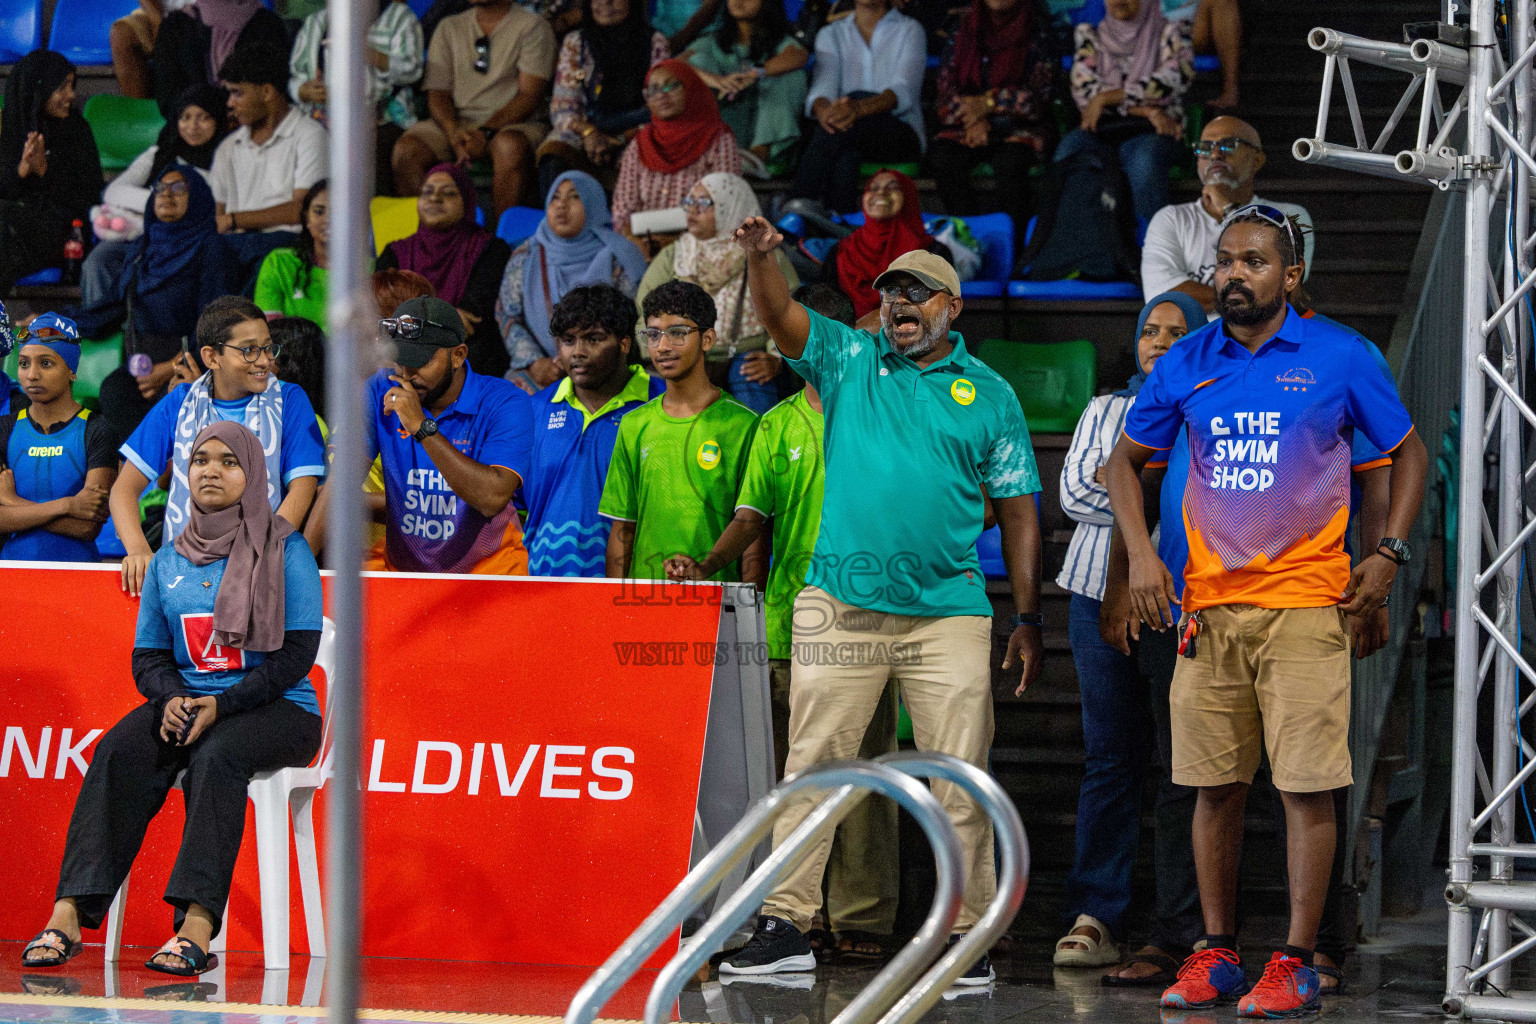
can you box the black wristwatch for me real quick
[1376,537,1411,566]
[1012,612,1043,629]
[412,418,439,443]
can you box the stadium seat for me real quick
[496,206,544,249]
[407,0,433,15]
[49,0,139,65]
[13,267,61,286]
[83,95,165,173]
[0,0,42,63]
[370,195,418,255]
[1007,278,1141,301]
[106,618,336,972]
[975,337,1096,434]
[859,162,920,180]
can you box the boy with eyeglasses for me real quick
[112,297,326,597]
[599,280,761,582]
[1141,116,1313,314]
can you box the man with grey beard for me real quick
[1140,116,1313,313]
[717,220,1044,984]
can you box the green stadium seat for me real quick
[975,338,1096,434]
[3,332,122,411]
[83,95,165,173]
[860,162,920,180]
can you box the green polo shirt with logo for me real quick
[599,391,759,581]
[736,391,824,659]
[785,308,1040,617]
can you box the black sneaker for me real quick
[948,936,995,986]
[719,916,818,975]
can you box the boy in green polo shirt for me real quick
[600,281,761,582]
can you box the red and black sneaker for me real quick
[1160,948,1247,1009]
[1237,952,1321,1018]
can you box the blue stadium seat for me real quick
[15,267,61,286]
[49,0,139,65]
[783,0,803,20]
[974,494,1043,579]
[407,0,433,15]
[1008,278,1140,300]
[496,206,544,249]
[0,0,41,63]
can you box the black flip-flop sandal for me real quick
[1101,948,1182,987]
[837,930,889,963]
[145,937,218,976]
[1315,962,1346,994]
[21,929,83,969]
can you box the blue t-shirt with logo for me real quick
[134,532,322,716]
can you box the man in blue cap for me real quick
[0,312,118,561]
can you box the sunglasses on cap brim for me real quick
[380,314,455,340]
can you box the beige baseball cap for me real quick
[872,250,961,298]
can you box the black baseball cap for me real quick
[384,296,466,368]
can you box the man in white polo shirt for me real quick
[209,42,330,292]
[1140,116,1312,316]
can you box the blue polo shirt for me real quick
[1125,305,1414,612]
[521,367,663,577]
[785,308,1041,617]
[365,367,533,575]
[135,532,322,716]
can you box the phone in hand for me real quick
[178,701,196,745]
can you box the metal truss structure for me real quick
[1293,0,1536,1018]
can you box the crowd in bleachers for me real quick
[3,0,1429,1010]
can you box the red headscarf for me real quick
[836,170,935,319]
[952,0,1034,94]
[633,60,730,175]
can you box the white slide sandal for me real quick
[1053,914,1121,968]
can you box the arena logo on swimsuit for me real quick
[365,739,636,800]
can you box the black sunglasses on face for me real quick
[474,35,490,74]
[878,281,938,304]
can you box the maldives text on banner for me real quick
[0,566,721,967]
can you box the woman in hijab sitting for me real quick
[20,421,324,978]
[149,0,289,120]
[497,171,647,392]
[634,172,796,413]
[824,169,949,324]
[929,0,1053,246]
[0,51,102,294]
[71,165,234,441]
[610,61,741,242]
[1057,0,1192,222]
[538,0,670,198]
[379,163,513,377]
[85,85,231,309]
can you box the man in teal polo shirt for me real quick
[719,220,1045,984]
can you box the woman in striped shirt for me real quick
[1053,289,1206,970]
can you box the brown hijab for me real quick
[173,421,294,653]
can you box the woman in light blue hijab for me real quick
[494,171,648,394]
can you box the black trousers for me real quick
[56,698,321,937]
[928,137,1038,243]
[791,98,923,214]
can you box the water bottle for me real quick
[127,353,152,378]
[62,220,85,285]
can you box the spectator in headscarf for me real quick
[72,165,234,441]
[635,172,797,413]
[149,0,290,120]
[498,171,647,392]
[538,0,670,197]
[824,169,947,321]
[683,0,808,165]
[84,85,231,309]
[1057,0,1192,222]
[610,60,741,240]
[929,0,1053,246]
[0,52,101,294]
[378,163,513,377]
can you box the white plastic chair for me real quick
[105,618,336,971]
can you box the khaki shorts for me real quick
[401,118,547,163]
[1169,603,1353,793]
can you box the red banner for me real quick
[0,566,721,969]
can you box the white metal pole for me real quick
[325,0,375,1021]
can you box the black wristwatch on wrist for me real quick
[1012,612,1043,629]
[412,418,439,443]
[1376,537,1411,566]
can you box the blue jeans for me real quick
[1065,592,1150,935]
[725,352,785,415]
[1054,126,1185,223]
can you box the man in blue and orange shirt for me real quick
[1104,206,1427,1017]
